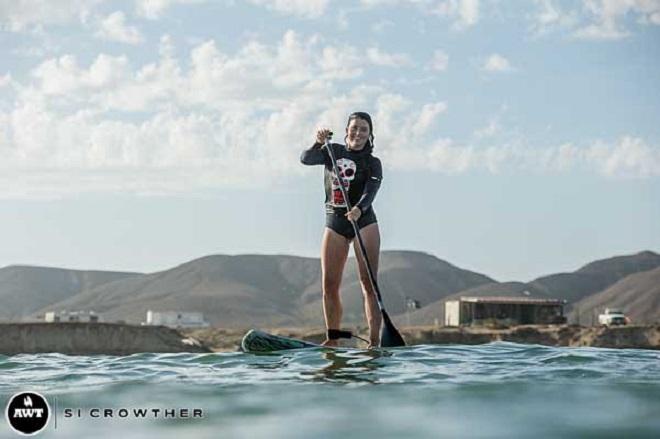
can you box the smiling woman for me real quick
[300,112,387,348]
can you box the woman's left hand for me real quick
[345,206,362,222]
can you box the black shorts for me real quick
[325,208,378,240]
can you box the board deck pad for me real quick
[241,329,319,353]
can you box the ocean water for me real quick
[1,342,659,438]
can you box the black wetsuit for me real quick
[300,142,382,240]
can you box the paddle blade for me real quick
[379,310,406,347]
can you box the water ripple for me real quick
[2,342,658,392]
[2,343,660,438]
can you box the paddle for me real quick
[323,135,406,348]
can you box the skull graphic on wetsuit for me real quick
[331,158,357,207]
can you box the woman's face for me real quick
[346,118,371,150]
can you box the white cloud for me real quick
[429,49,449,71]
[366,47,412,67]
[4,14,657,200]
[529,0,580,36]
[10,35,63,59]
[359,0,480,29]
[426,139,475,173]
[384,135,660,177]
[2,91,658,199]
[573,18,630,40]
[135,0,206,20]
[364,94,455,169]
[182,32,321,104]
[433,0,480,29]
[31,54,130,95]
[246,0,331,18]
[25,30,370,112]
[573,0,660,40]
[0,84,393,197]
[96,11,144,45]
[318,45,364,80]
[2,30,445,197]
[358,95,660,177]
[473,119,500,139]
[528,0,660,40]
[537,137,660,177]
[0,73,12,87]
[456,0,479,28]
[534,0,563,25]
[159,34,176,58]
[0,0,102,31]
[373,93,412,141]
[482,53,513,72]
[249,0,660,37]
[411,102,447,137]
[359,0,401,7]
[589,136,660,177]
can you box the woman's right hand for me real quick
[316,128,332,145]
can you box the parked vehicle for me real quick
[598,308,627,326]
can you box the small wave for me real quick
[1,342,660,391]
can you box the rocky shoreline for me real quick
[1,323,657,355]
[183,324,660,352]
[0,322,211,355]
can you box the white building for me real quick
[144,310,210,328]
[445,296,566,326]
[44,310,100,323]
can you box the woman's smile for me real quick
[346,118,370,150]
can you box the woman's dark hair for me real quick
[345,111,375,152]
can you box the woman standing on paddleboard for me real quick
[300,112,383,348]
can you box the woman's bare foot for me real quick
[322,339,340,347]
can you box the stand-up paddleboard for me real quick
[241,329,320,353]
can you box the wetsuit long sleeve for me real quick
[302,142,382,214]
[355,157,382,213]
[300,143,329,166]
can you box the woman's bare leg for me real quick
[321,227,350,347]
[353,223,382,348]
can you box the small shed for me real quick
[445,296,566,327]
[44,310,100,323]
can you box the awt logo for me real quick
[5,392,50,436]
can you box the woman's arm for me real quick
[300,142,330,166]
[301,128,333,166]
[355,156,382,212]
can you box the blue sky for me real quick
[0,0,659,281]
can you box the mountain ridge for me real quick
[2,250,658,326]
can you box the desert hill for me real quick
[17,251,492,327]
[3,250,658,326]
[0,265,139,320]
